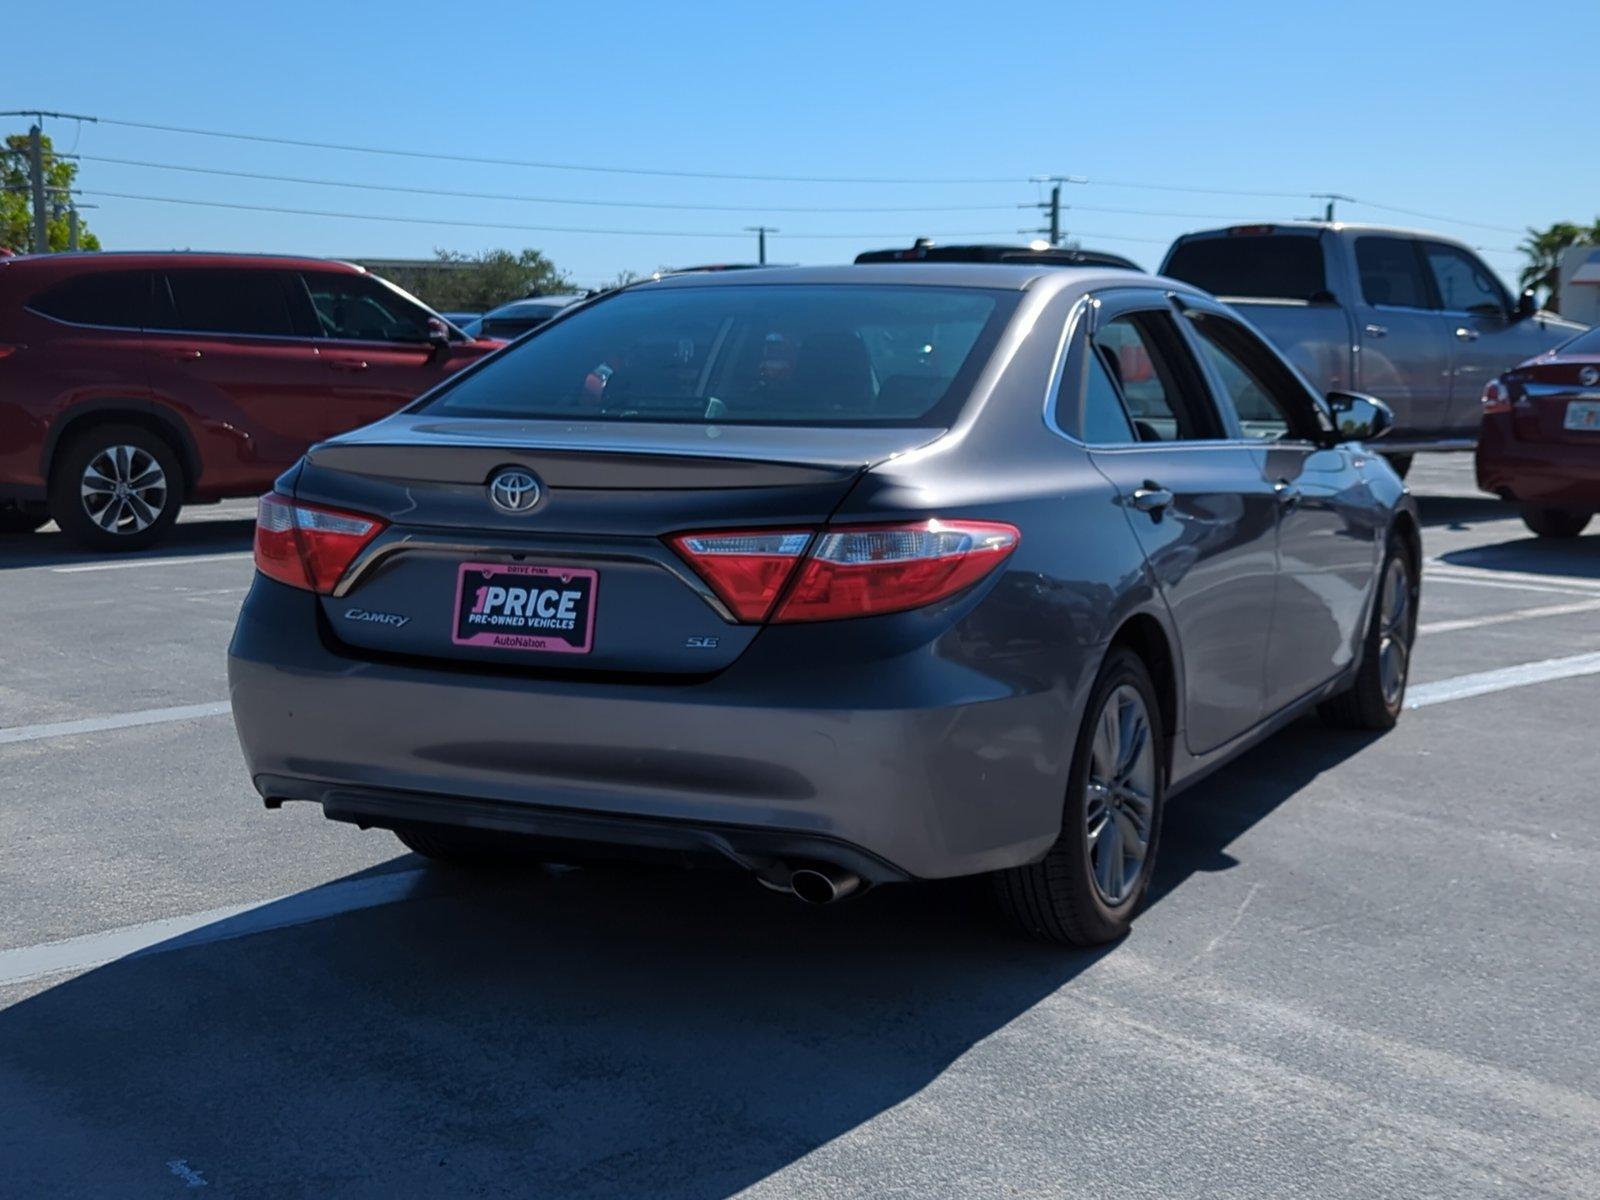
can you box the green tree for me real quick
[363,248,572,311]
[1518,219,1600,312]
[1,131,101,253]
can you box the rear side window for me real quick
[300,271,433,343]
[1162,235,1326,301]
[29,271,152,327]
[1355,237,1430,309]
[424,284,1015,426]
[157,270,297,337]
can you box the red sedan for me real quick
[1477,324,1600,538]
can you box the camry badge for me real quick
[488,467,542,514]
[1580,366,1599,387]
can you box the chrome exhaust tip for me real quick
[788,865,861,905]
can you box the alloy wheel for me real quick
[1085,684,1156,906]
[80,444,169,535]
[1376,556,1413,709]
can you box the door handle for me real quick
[327,359,369,371]
[1454,327,1479,342]
[1274,479,1302,509]
[1130,483,1174,515]
[172,349,203,361]
[1363,324,1388,338]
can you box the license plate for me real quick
[1565,400,1600,431]
[452,562,597,654]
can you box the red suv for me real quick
[0,252,506,548]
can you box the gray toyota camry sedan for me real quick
[228,264,1419,946]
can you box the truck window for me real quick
[1162,236,1326,301]
[1419,243,1508,316]
[1354,237,1431,309]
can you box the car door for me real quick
[293,270,460,438]
[1350,235,1454,439]
[145,268,329,490]
[1070,289,1280,755]
[1175,298,1381,711]
[1416,240,1547,440]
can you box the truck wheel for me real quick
[1382,453,1413,479]
[0,504,48,534]
[993,647,1166,946]
[1319,538,1417,730]
[48,424,184,551]
[1521,507,1592,539]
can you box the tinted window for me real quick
[301,271,432,343]
[1162,235,1326,300]
[30,271,152,327]
[1355,237,1430,309]
[1421,243,1507,315]
[1078,348,1137,444]
[1184,310,1309,440]
[425,285,1013,426]
[157,270,296,336]
[1091,312,1214,442]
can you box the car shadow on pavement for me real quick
[1413,493,1512,531]
[0,515,255,571]
[1438,534,1600,582]
[0,720,1379,1198]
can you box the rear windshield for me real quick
[1163,235,1327,301]
[423,284,1016,426]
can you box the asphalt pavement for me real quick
[1,459,1597,1199]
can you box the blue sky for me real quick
[9,0,1598,289]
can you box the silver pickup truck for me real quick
[1161,223,1586,462]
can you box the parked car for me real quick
[857,239,1141,270]
[229,263,1419,946]
[1477,323,1600,537]
[0,252,505,547]
[463,294,586,340]
[1161,223,1586,472]
[437,311,480,328]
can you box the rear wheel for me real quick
[0,503,48,534]
[993,647,1165,946]
[1521,506,1592,539]
[49,424,184,550]
[1319,538,1417,730]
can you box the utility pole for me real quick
[1025,175,1084,246]
[745,225,777,265]
[1312,192,1354,222]
[28,125,47,254]
[68,207,79,251]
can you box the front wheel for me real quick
[48,424,185,550]
[1521,506,1592,539]
[993,647,1166,946]
[1319,538,1417,730]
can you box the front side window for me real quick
[1182,310,1310,441]
[157,270,296,337]
[29,271,152,327]
[1089,311,1216,442]
[301,272,433,343]
[424,284,1014,426]
[1421,243,1507,316]
[1354,237,1430,309]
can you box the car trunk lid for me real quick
[1510,358,1600,445]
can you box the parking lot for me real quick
[0,455,1596,1198]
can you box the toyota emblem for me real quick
[487,468,542,514]
[1580,366,1599,388]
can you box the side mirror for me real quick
[425,316,452,361]
[1515,289,1538,320]
[1325,390,1394,443]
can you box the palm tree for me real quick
[1519,220,1600,312]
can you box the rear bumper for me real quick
[1475,415,1600,508]
[228,577,1086,881]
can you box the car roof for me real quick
[639,262,1138,292]
[484,295,586,316]
[854,243,1142,271]
[0,250,367,274]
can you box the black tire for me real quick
[1382,452,1414,480]
[1520,506,1592,539]
[48,423,184,551]
[0,503,48,535]
[993,647,1166,946]
[1318,536,1418,731]
[393,823,542,869]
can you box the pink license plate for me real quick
[451,562,597,654]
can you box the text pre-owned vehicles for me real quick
[0,252,505,548]
[1477,324,1600,537]
[1161,224,1586,471]
[228,264,1419,946]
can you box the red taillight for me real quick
[671,519,1020,624]
[253,493,386,594]
[669,529,812,621]
[0,343,22,360]
[1481,377,1511,415]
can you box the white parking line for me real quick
[1423,572,1598,598]
[51,552,252,574]
[0,701,232,746]
[0,869,434,988]
[1426,563,1600,594]
[1407,650,1600,709]
[1417,598,1600,636]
